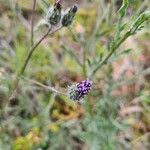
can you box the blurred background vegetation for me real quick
[0,0,150,149]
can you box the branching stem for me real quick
[89,31,131,78]
[8,26,62,101]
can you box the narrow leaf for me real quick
[118,0,129,18]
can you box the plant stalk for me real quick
[8,27,58,100]
[31,0,37,47]
[90,31,131,78]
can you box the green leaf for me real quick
[120,48,132,55]
[130,10,150,34]
[120,23,127,31]
[118,0,129,18]
[99,53,103,62]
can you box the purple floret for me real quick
[76,80,92,99]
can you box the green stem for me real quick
[8,27,61,101]
[31,0,37,47]
[83,49,87,77]
[61,45,83,67]
[23,77,67,96]
[89,31,131,78]
[90,10,150,79]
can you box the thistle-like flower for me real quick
[62,5,78,26]
[68,79,92,101]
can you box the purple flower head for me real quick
[68,79,92,101]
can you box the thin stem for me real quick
[90,31,131,78]
[107,0,115,27]
[90,10,150,78]
[114,17,122,42]
[67,27,86,76]
[135,0,148,16]
[41,0,49,8]
[83,49,87,78]
[31,0,37,47]
[83,0,106,78]
[61,45,83,67]
[23,77,67,96]
[8,26,62,101]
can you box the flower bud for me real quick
[62,5,78,27]
[48,1,62,25]
[72,5,78,13]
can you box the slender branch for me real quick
[8,26,62,101]
[90,10,150,78]
[61,45,83,67]
[67,27,86,76]
[41,0,49,8]
[68,27,80,43]
[135,0,148,16]
[89,31,131,78]
[31,0,37,47]
[22,77,67,96]
[83,47,87,77]
[83,0,106,78]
